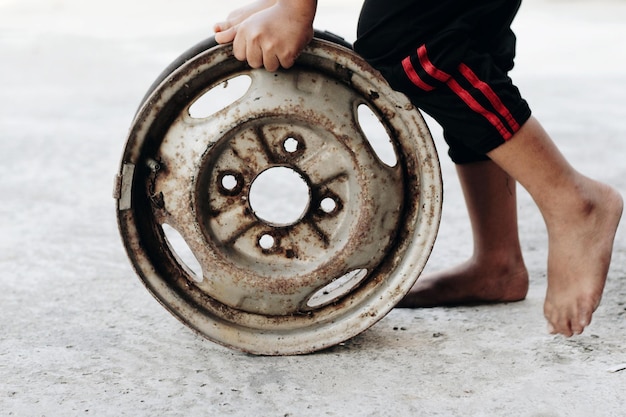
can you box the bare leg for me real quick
[399,117,622,336]
[397,160,529,308]
[486,117,622,336]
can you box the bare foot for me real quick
[396,257,529,308]
[543,182,623,337]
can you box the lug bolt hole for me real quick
[283,137,301,154]
[320,197,338,214]
[259,234,277,251]
[222,175,237,190]
[218,171,244,196]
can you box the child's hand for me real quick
[214,0,316,72]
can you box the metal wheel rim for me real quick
[115,36,442,355]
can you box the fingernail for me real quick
[547,323,556,334]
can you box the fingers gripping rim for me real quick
[116,31,442,355]
[137,30,352,111]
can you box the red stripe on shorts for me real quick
[458,63,520,133]
[446,78,513,140]
[417,45,451,83]
[402,56,435,91]
[403,45,516,140]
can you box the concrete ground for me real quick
[1,0,626,415]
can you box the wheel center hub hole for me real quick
[249,166,310,226]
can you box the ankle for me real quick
[471,249,527,275]
[543,179,617,230]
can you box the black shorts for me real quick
[355,0,532,164]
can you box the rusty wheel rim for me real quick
[115,37,442,355]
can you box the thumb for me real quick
[214,25,237,44]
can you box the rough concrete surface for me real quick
[1,0,626,416]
